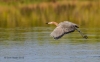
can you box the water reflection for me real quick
[0,27,100,62]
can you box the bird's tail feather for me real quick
[75,27,88,39]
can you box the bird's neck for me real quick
[53,22,58,26]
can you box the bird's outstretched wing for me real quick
[50,26,65,39]
[50,26,75,39]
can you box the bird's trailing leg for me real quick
[75,27,88,39]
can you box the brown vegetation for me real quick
[0,1,100,28]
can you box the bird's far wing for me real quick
[50,26,65,39]
[60,21,77,34]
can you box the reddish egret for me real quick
[46,21,88,39]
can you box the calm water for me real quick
[0,27,100,62]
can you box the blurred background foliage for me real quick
[0,0,99,28]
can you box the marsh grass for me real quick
[0,0,100,28]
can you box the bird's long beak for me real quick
[46,22,48,24]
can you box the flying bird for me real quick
[46,21,88,39]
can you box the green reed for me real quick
[0,0,100,28]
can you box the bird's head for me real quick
[46,22,58,26]
[46,22,54,24]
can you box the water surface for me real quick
[0,27,100,62]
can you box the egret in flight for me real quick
[46,21,88,39]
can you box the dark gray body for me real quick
[50,21,78,39]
